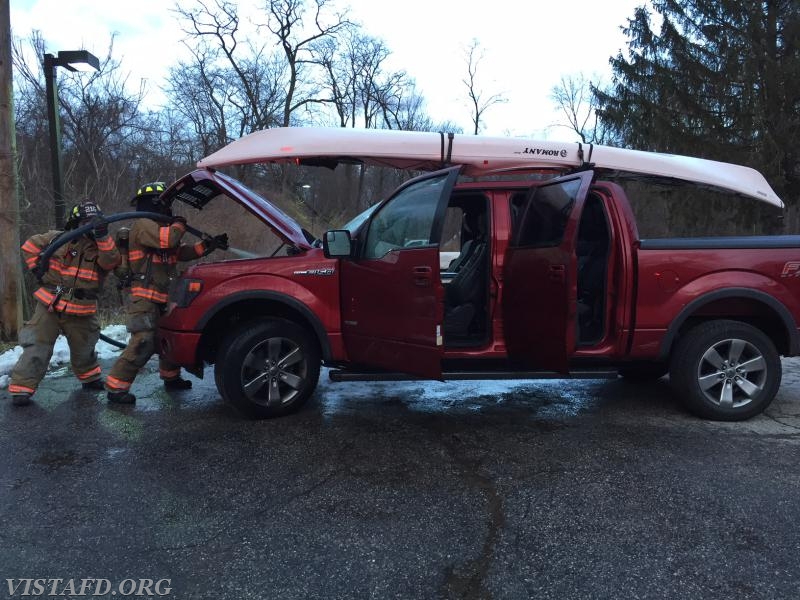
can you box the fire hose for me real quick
[33,211,254,349]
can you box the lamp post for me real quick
[300,184,314,231]
[43,49,99,228]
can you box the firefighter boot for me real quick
[12,393,32,406]
[82,379,105,391]
[107,390,136,404]
[164,377,192,390]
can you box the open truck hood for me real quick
[161,168,312,250]
[197,127,784,209]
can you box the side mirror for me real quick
[323,230,353,258]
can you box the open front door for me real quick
[339,167,460,379]
[502,171,594,372]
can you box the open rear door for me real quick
[502,171,594,372]
[339,168,460,379]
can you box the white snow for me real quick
[0,324,129,389]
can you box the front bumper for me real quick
[158,328,202,367]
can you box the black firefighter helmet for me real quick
[64,200,103,230]
[131,181,170,214]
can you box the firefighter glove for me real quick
[204,233,229,254]
[91,216,109,239]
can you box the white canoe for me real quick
[197,127,784,208]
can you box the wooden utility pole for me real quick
[0,0,22,341]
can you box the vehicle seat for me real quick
[447,212,486,273]
[444,241,488,339]
[576,197,609,342]
[448,239,476,272]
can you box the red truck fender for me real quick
[658,287,800,359]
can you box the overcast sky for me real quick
[10,0,648,140]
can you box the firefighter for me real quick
[8,201,120,406]
[105,182,228,404]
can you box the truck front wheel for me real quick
[215,318,321,419]
[669,320,781,421]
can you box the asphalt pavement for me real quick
[2,357,800,599]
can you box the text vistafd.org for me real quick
[6,578,172,597]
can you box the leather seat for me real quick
[444,241,487,338]
[576,198,608,342]
[447,238,476,272]
[447,212,486,273]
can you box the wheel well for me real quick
[667,296,792,357]
[197,299,326,364]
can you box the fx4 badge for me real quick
[293,268,335,276]
[780,261,800,277]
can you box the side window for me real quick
[514,178,582,247]
[364,173,450,259]
[509,192,527,239]
[439,206,463,253]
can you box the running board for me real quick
[328,368,618,382]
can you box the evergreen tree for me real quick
[594,1,800,229]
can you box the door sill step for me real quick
[328,368,618,382]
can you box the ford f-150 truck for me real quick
[156,127,797,421]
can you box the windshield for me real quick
[340,203,380,234]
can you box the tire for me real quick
[618,361,668,382]
[669,320,781,421]
[215,318,320,419]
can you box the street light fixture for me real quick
[300,184,315,230]
[43,49,100,228]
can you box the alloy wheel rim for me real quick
[241,336,307,406]
[696,337,767,409]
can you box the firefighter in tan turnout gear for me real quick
[8,201,120,406]
[105,182,228,404]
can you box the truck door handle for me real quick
[548,265,566,283]
[413,265,433,287]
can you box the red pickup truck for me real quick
[157,127,797,421]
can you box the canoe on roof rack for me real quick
[197,126,784,208]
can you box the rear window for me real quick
[610,177,783,237]
[513,178,582,247]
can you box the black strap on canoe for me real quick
[438,131,455,168]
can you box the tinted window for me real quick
[514,178,582,247]
[340,203,379,235]
[363,174,449,259]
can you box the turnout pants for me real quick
[9,302,101,395]
[106,298,181,392]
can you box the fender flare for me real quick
[659,287,800,359]
[197,290,333,361]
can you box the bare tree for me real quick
[12,32,162,227]
[316,30,434,132]
[463,39,505,135]
[259,0,352,126]
[171,0,287,136]
[315,31,388,128]
[549,73,614,144]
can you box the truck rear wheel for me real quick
[215,318,320,419]
[669,320,781,421]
